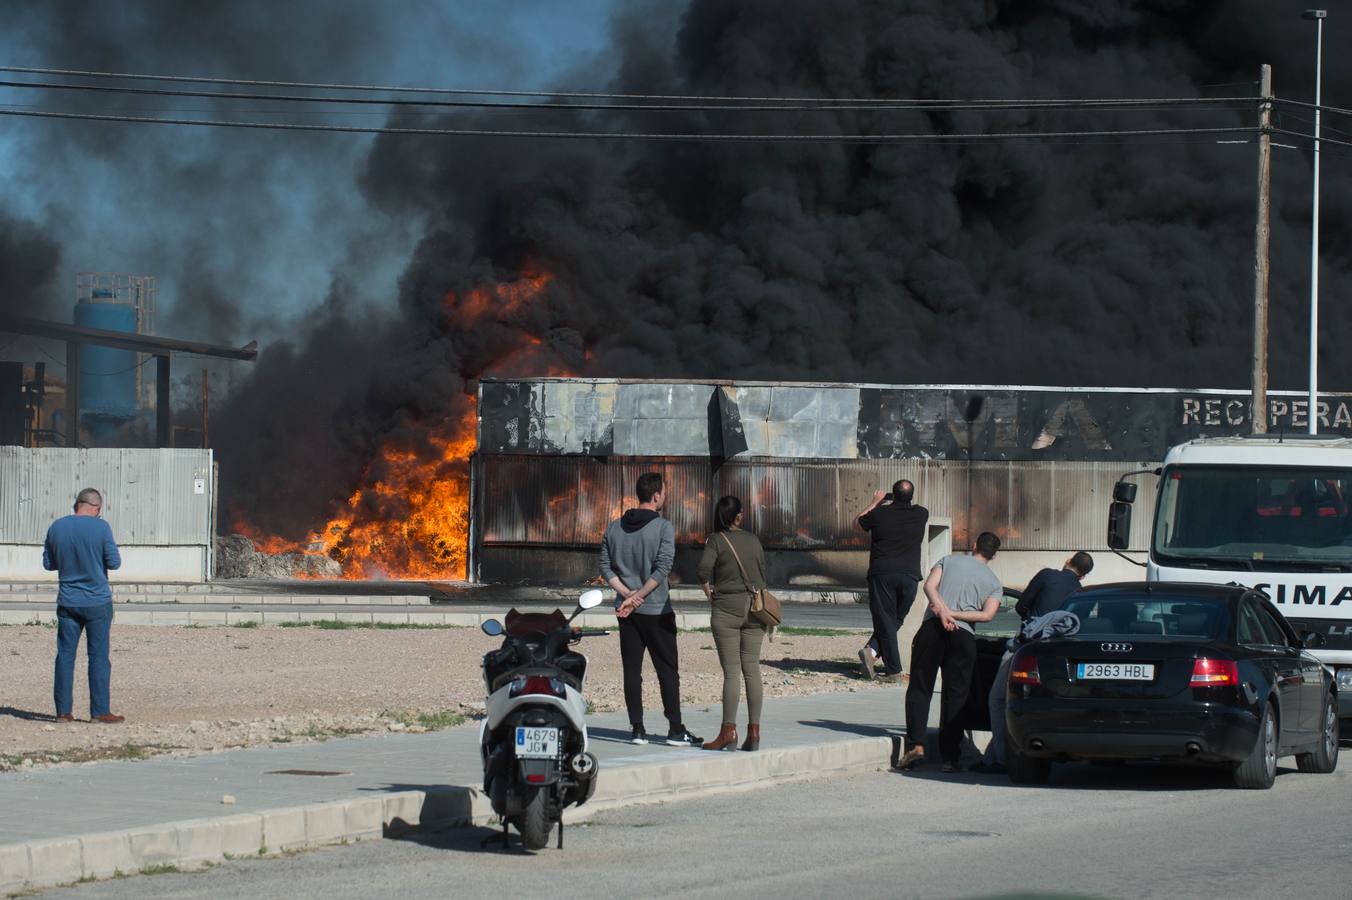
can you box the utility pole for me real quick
[1251,64,1272,435]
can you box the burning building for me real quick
[470,379,1352,589]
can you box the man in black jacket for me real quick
[856,480,928,681]
[1015,552,1094,621]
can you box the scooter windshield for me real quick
[503,608,568,639]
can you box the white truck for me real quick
[1108,434,1352,721]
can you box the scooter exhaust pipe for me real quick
[570,752,598,776]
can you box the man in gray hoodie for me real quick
[600,472,702,747]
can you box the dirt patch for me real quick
[0,623,881,770]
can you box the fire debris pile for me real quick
[214,534,341,579]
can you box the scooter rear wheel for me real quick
[516,787,555,850]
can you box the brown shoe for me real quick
[740,724,760,752]
[92,714,125,724]
[893,744,925,771]
[703,723,738,752]
[54,714,74,723]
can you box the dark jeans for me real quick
[618,611,683,731]
[866,572,919,675]
[904,618,977,764]
[54,602,114,718]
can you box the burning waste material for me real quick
[220,272,568,581]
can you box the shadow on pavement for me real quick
[587,726,640,744]
[391,823,549,856]
[796,717,898,739]
[892,759,1286,792]
[762,657,871,678]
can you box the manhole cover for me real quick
[265,769,353,777]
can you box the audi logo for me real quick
[1101,643,1133,653]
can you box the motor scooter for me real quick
[478,588,608,850]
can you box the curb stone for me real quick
[0,736,893,894]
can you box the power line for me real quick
[1273,127,1352,151]
[0,76,1260,115]
[0,107,1258,144]
[0,64,1257,109]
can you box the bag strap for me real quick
[719,532,758,594]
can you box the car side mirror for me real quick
[1301,630,1326,649]
[481,619,504,637]
[1107,501,1133,551]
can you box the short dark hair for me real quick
[74,488,103,511]
[1069,551,1094,576]
[636,472,664,503]
[892,480,914,503]
[974,531,1001,558]
[713,495,742,533]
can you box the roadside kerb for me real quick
[0,608,714,629]
[0,736,893,893]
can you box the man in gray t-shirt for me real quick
[896,532,1004,772]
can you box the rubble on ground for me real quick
[214,534,343,579]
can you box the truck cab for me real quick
[1108,434,1352,719]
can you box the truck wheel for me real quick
[1006,747,1051,785]
[1233,702,1277,789]
[1296,695,1339,774]
[516,787,555,851]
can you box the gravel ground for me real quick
[0,624,872,770]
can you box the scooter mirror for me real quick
[481,619,504,637]
[578,589,605,610]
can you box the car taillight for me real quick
[509,675,565,697]
[1190,658,1239,686]
[1009,652,1040,686]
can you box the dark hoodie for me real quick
[599,509,676,615]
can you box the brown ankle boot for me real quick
[740,724,760,752]
[704,723,738,751]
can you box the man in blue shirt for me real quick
[1014,552,1094,621]
[42,488,125,723]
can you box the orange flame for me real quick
[234,271,564,580]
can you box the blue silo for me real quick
[74,294,139,419]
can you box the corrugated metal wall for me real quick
[477,455,1156,552]
[0,447,214,545]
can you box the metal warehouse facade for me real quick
[469,380,1352,588]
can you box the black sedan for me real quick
[1005,582,1339,789]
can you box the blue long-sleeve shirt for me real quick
[1014,567,1083,621]
[42,515,121,607]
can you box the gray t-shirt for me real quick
[922,553,1002,634]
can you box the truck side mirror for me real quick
[1107,501,1133,550]
[1112,482,1137,503]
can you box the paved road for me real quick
[39,756,1352,899]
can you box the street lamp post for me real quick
[1305,8,1327,435]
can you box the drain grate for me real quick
[265,769,353,777]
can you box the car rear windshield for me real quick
[1063,596,1229,639]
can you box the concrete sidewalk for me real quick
[0,686,943,893]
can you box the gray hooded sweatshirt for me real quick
[599,509,675,616]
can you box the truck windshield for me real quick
[1154,465,1352,571]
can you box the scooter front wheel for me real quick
[515,787,555,850]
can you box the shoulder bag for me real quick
[720,533,782,628]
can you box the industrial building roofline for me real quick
[477,375,1348,397]
[0,314,257,361]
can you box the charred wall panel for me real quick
[477,455,1154,555]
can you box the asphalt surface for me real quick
[37,755,1352,900]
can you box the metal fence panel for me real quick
[0,447,214,545]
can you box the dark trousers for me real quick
[618,611,683,731]
[866,572,919,675]
[54,602,114,718]
[904,618,977,764]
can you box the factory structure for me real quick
[0,274,256,581]
[470,378,1352,588]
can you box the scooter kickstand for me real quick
[480,820,512,851]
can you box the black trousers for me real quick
[904,618,977,764]
[618,611,683,730]
[866,572,919,675]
